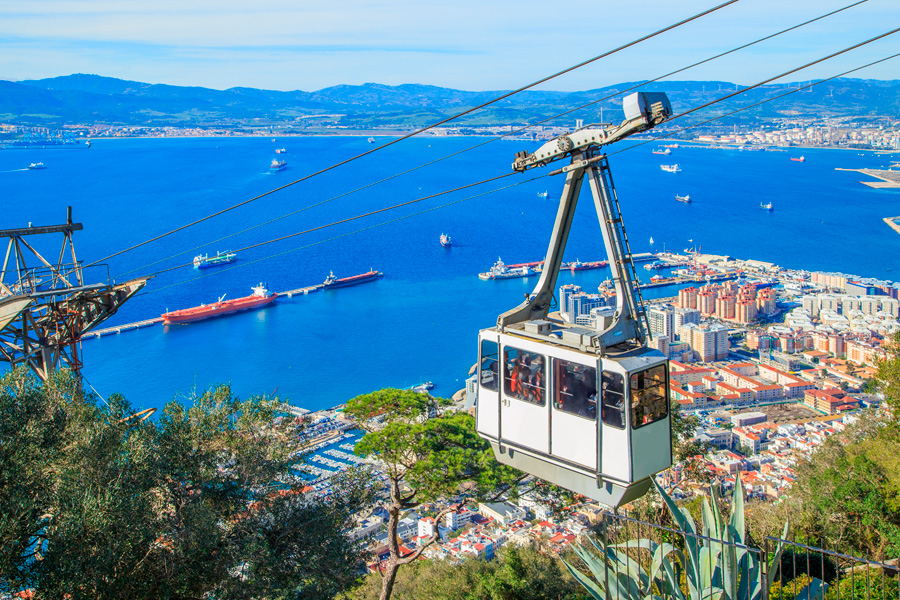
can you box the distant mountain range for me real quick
[1,74,898,129]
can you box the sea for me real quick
[2,136,899,414]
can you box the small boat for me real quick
[652,148,672,155]
[790,156,805,162]
[440,233,452,248]
[270,159,287,171]
[660,164,681,173]
[675,194,691,204]
[27,162,46,170]
[649,237,655,245]
[161,283,277,325]
[760,202,774,211]
[537,190,549,199]
[367,137,375,143]
[193,250,237,269]
[410,381,434,394]
[323,270,383,289]
[275,148,286,154]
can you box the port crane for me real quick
[475,92,674,508]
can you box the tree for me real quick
[344,389,522,600]
[0,368,373,599]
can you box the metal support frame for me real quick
[0,208,148,380]
[497,151,648,348]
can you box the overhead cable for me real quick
[119,0,866,278]
[88,0,739,268]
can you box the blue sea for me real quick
[2,137,899,412]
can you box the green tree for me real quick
[345,389,522,600]
[342,543,586,600]
[0,368,372,600]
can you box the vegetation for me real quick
[344,388,522,600]
[787,332,900,558]
[341,543,586,600]
[0,368,372,600]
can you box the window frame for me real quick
[552,358,597,421]
[502,346,546,406]
[630,365,669,430]
[600,370,626,430]
[479,339,500,392]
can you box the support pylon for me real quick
[0,207,148,381]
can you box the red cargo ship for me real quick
[161,283,277,324]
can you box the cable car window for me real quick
[600,371,625,429]
[553,359,596,420]
[480,339,499,392]
[631,365,668,429]
[503,347,545,406]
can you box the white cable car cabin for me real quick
[475,92,674,509]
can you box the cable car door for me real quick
[499,344,549,454]
[550,356,598,470]
[599,367,631,482]
[628,364,672,481]
[476,334,500,438]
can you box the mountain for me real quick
[2,74,898,129]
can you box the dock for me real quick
[884,216,900,236]
[835,167,900,189]
[81,317,163,339]
[79,274,368,341]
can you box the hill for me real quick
[2,74,898,129]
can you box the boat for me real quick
[193,250,237,269]
[410,381,434,393]
[270,159,287,171]
[323,270,383,289]
[27,162,46,170]
[367,137,375,143]
[275,148,286,154]
[652,148,672,155]
[675,194,691,204]
[790,155,805,162]
[561,259,608,271]
[440,233,452,248]
[537,190,549,199]
[660,164,681,173]
[161,283,277,324]
[478,258,541,280]
[760,202,774,211]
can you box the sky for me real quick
[0,0,897,92]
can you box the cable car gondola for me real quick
[475,92,675,509]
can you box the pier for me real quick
[79,273,372,341]
[836,167,900,189]
[883,216,900,236]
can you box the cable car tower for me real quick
[476,92,674,509]
[0,208,148,381]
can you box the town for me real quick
[282,248,897,572]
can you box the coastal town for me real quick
[284,247,898,571]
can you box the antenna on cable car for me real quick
[476,92,674,509]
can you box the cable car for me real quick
[475,92,675,509]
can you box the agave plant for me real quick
[564,475,826,600]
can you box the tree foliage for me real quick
[345,388,523,600]
[787,331,900,557]
[341,543,587,600]
[0,368,372,600]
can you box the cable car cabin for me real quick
[476,320,671,509]
[474,91,677,509]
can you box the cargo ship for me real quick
[675,194,691,204]
[323,270,383,289]
[561,259,608,271]
[193,250,237,269]
[660,164,681,173]
[652,148,671,155]
[790,155,805,162]
[161,283,277,324]
[761,202,774,211]
[478,258,540,280]
[440,233,452,248]
[270,159,287,171]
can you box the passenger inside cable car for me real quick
[503,347,544,405]
[554,359,596,419]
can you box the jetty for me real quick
[835,167,900,189]
[884,216,900,236]
[79,272,375,341]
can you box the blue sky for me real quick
[0,0,896,91]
